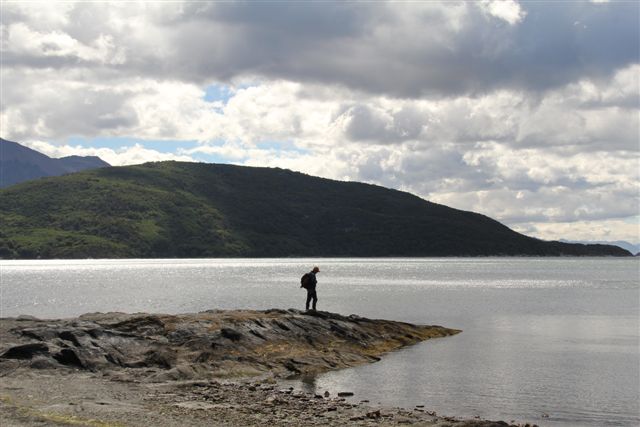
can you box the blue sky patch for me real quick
[256,140,309,155]
[202,82,262,105]
[203,84,234,104]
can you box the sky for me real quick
[1,0,638,243]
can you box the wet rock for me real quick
[338,391,354,397]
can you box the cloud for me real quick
[479,0,527,25]
[3,22,125,65]
[22,140,195,166]
[2,1,638,97]
[514,218,640,243]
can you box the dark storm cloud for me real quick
[342,105,426,143]
[3,1,637,98]
[157,1,639,97]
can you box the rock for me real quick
[15,315,40,321]
[324,391,330,397]
[337,391,354,397]
[366,409,381,419]
[0,309,460,382]
[29,356,58,369]
[1,343,49,359]
[265,395,284,405]
[220,328,243,342]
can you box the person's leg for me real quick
[306,290,312,310]
[312,290,318,311]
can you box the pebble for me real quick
[366,409,381,419]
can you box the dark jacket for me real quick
[307,271,318,291]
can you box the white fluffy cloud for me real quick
[0,1,638,243]
[479,0,527,25]
[22,140,195,166]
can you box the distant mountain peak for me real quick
[0,138,110,188]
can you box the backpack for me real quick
[300,273,311,289]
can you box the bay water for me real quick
[1,258,638,426]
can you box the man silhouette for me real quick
[304,266,320,311]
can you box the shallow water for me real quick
[1,257,638,426]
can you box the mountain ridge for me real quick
[0,161,631,258]
[560,239,639,256]
[0,138,110,188]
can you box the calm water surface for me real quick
[1,258,638,426]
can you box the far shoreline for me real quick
[2,254,637,261]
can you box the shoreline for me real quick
[0,309,534,426]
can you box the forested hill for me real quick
[0,161,631,258]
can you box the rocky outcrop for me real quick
[0,311,538,426]
[0,309,460,381]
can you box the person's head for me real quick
[312,266,320,273]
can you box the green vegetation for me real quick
[0,161,631,258]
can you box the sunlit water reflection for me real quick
[1,257,638,426]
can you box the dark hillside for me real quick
[0,161,631,258]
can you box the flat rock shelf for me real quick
[0,309,531,426]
